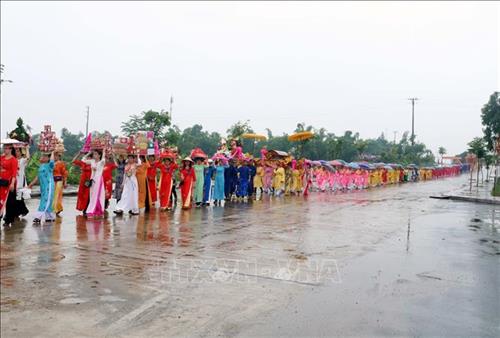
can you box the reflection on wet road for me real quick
[1,176,499,337]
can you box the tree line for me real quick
[21,111,443,185]
[16,92,498,187]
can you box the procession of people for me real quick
[0,122,470,226]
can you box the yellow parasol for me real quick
[241,133,267,141]
[288,131,314,142]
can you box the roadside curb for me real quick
[430,195,500,205]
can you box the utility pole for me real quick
[408,97,419,145]
[169,95,173,122]
[85,106,90,136]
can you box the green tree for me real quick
[164,125,181,148]
[121,109,171,143]
[468,137,487,159]
[480,92,500,195]
[177,124,221,157]
[264,133,292,155]
[484,153,497,181]
[61,128,84,156]
[60,128,85,184]
[438,147,447,164]
[355,139,368,160]
[337,131,358,162]
[226,120,253,139]
[468,137,487,187]
[481,92,500,151]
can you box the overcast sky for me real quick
[1,1,499,155]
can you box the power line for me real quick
[0,64,13,85]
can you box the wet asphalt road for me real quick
[1,176,499,337]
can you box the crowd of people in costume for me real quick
[0,125,470,226]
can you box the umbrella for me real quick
[241,133,267,141]
[348,162,360,169]
[384,165,394,170]
[242,133,267,154]
[1,138,22,145]
[288,131,314,142]
[358,162,371,169]
[324,164,334,171]
[319,160,334,171]
[330,160,345,166]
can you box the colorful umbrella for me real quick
[318,160,334,171]
[241,133,267,141]
[288,131,314,142]
[329,160,345,166]
[358,162,371,169]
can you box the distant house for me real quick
[442,156,463,165]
